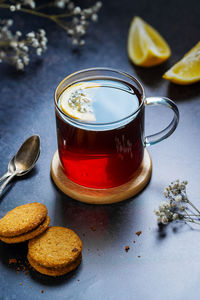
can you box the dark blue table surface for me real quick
[0,0,200,299]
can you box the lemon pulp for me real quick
[127,16,171,67]
[163,41,200,85]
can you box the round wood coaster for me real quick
[51,149,152,204]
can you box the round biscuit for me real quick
[28,253,82,276]
[0,203,47,237]
[0,216,50,244]
[28,226,82,269]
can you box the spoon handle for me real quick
[0,171,11,183]
[0,171,18,196]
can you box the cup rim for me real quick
[54,67,145,128]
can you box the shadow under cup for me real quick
[54,68,179,189]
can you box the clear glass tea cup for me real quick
[54,68,179,189]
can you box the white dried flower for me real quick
[68,2,75,10]
[95,2,102,9]
[27,32,35,38]
[16,4,21,10]
[6,19,13,26]
[10,41,18,48]
[74,6,81,15]
[172,213,179,220]
[163,189,169,197]
[154,210,160,216]
[161,216,168,225]
[155,180,200,227]
[175,195,182,202]
[170,201,177,208]
[72,38,78,45]
[162,202,170,209]
[180,184,186,190]
[10,5,16,12]
[39,29,46,37]
[0,1,102,70]
[159,204,165,212]
[16,59,24,70]
[91,14,98,22]
[16,31,22,37]
[179,205,185,212]
[79,40,85,46]
[36,47,42,56]
[0,20,47,70]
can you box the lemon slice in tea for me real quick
[163,41,200,85]
[127,16,171,67]
[60,83,97,121]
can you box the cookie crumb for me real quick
[138,256,141,258]
[9,258,17,264]
[77,279,80,282]
[125,246,130,252]
[41,289,44,294]
[90,226,96,231]
[133,240,136,243]
[72,248,78,253]
[136,231,142,236]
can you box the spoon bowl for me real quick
[14,135,40,175]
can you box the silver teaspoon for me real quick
[0,135,40,195]
[0,156,15,183]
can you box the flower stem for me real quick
[183,219,200,225]
[53,12,73,19]
[36,3,73,18]
[187,200,200,215]
[0,4,73,29]
[184,210,194,222]
[0,40,10,46]
[0,4,54,19]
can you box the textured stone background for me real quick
[0,0,200,299]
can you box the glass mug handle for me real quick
[144,97,179,146]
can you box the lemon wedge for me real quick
[127,16,171,67]
[60,82,97,121]
[163,42,200,85]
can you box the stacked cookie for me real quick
[0,203,83,277]
[28,227,82,276]
[0,203,50,244]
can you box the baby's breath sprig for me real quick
[155,180,200,226]
[0,19,47,70]
[0,0,102,69]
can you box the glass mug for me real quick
[54,68,179,189]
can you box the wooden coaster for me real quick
[51,149,152,205]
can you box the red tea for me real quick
[56,78,144,188]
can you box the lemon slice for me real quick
[127,16,171,67]
[60,82,97,121]
[163,42,200,85]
